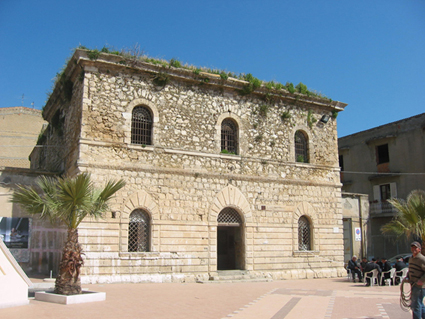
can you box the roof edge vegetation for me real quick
[44,45,347,119]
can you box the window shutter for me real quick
[373,185,381,201]
[390,182,397,198]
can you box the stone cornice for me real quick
[70,49,347,111]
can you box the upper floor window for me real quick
[298,215,311,251]
[128,209,150,252]
[221,119,238,155]
[376,144,389,164]
[295,131,308,163]
[131,106,152,145]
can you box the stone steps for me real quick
[197,270,273,284]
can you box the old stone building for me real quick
[339,113,425,259]
[30,49,347,283]
[0,107,62,276]
[0,107,46,168]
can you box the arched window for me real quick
[295,130,308,163]
[298,216,311,251]
[128,209,150,252]
[131,106,153,145]
[221,119,238,154]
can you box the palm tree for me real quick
[381,189,425,245]
[11,173,125,295]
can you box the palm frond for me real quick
[382,190,425,242]
[10,173,126,230]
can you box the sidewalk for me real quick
[0,277,411,319]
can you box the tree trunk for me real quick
[54,228,84,295]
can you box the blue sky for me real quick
[1,0,424,137]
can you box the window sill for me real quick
[119,252,160,259]
[293,250,319,257]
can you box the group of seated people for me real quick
[347,255,408,286]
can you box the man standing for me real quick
[408,241,425,319]
[348,255,362,282]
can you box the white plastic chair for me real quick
[381,268,396,285]
[346,267,352,281]
[364,269,379,286]
[395,268,409,285]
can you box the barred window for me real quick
[295,130,308,163]
[218,207,242,225]
[221,119,238,155]
[131,106,153,145]
[298,216,311,251]
[128,209,150,252]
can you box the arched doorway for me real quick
[217,207,244,270]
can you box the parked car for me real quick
[387,253,411,266]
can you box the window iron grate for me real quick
[128,209,150,252]
[217,207,242,224]
[298,216,311,251]
[131,106,152,145]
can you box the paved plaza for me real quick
[0,277,411,319]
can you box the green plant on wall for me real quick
[332,110,339,119]
[307,109,317,129]
[280,111,291,121]
[296,155,305,163]
[153,72,170,87]
[258,104,269,117]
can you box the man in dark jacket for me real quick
[380,257,393,285]
[394,257,408,285]
[364,258,382,286]
[395,257,408,272]
[347,255,362,282]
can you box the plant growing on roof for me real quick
[296,82,308,95]
[169,58,182,68]
[11,173,125,295]
[87,49,100,60]
[286,82,295,94]
[220,71,229,80]
[240,73,262,96]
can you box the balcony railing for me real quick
[370,202,397,215]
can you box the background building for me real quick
[0,107,62,277]
[338,113,425,259]
[30,49,348,283]
[0,107,46,168]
